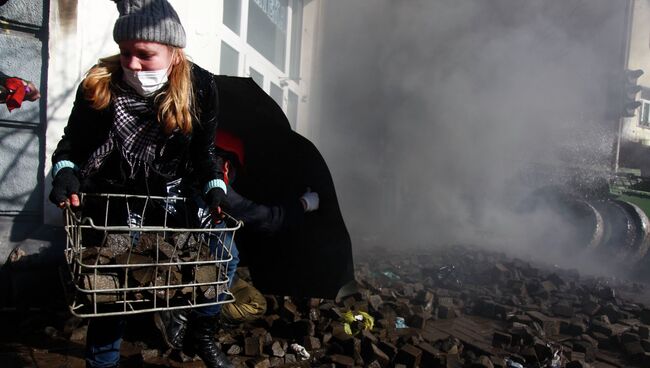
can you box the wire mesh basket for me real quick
[62,192,240,318]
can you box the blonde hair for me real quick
[82,48,195,135]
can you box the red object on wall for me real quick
[4,78,26,112]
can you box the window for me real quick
[249,67,264,88]
[220,41,239,76]
[247,0,288,70]
[640,100,650,127]
[219,0,307,130]
[223,0,242,34]
[270,82,283,108]
[287,90,298,129]
[289,0,303,79]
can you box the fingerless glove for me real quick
[49,168,80,205]
[205,187,227,211]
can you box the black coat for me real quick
[52,63,223,196]
[214,76,355,299]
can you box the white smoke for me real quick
[315,0,631,276]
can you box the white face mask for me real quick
[122,63,171,97]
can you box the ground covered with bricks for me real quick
[2,244,650,367]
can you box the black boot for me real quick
[184,315,234,368]
[154,310,188,350]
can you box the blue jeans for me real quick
[85,316,126,368]
[193,221,240,316]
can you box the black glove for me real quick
[205,187,227,211]
[49,168,80,206]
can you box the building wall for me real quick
[0,0,47,220]
[622,0,650,144]
[0,0,53,307]
[0,0,48,265]
[627,1,650,74]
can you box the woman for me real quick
[49,1,231,367]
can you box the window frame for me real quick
[640,99,650,128]
[217,0,304,129]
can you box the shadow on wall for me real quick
[57,0,78,33]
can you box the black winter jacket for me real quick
[52,63,223,196]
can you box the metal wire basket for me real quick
[62,193,240,318]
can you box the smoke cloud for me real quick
[315,0,630,275]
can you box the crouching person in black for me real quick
[154,128,320,354]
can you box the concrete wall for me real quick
[0,0,47,221]
[0,0,56,308]
[622,0,650,143]
[627,0,650,84]
[295,0,323,143]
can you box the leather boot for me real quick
[184,315,234,368]
[153,310,188,350]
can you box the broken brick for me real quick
[394,344,422,368]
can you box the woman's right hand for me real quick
[205,187,227,222]
[49,168,80,208]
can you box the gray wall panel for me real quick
[0,33,43,124]
[0,127,40,215]
[0,0,43,26]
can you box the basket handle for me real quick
[63,202,83,224]
[200,211,241,229]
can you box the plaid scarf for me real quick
[81,88,166,179]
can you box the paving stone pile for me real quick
[7,244,650,368]
[75,231,225,306]
[200,245,650,367]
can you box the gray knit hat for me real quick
[113,0,186,48]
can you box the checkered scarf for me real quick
[81,87,166,179]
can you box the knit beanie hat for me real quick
[113,0,186,48]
